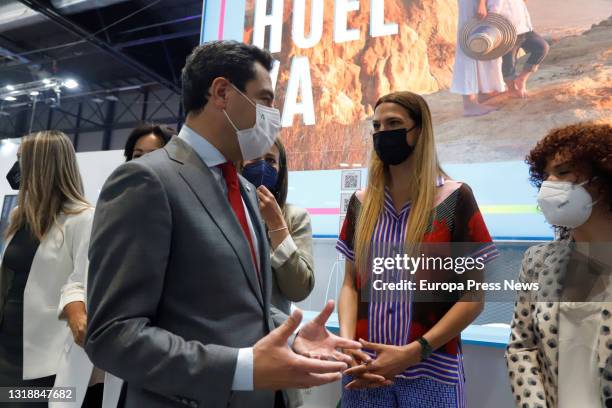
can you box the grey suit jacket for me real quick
[85,137,281,408]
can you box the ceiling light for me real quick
[30,91,39,96]
[339,163,349,167]
[5,85,14,91]
[63,79,79,89]
[91,97,104,104]
[352,163,361,167]
[42,78,51,84]
[3,96,17,101]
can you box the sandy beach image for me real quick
[243,0,612,170]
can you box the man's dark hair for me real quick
[181,41,274,115]
[124,123,176,161]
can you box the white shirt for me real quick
[178,125,257,391]
[558,302,601,408]
[497,0,533,35]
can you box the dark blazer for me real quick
[85,137,277,408]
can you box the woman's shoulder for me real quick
[284,203,309,220]
[62,204,95,226]
[522,239,571,270]
[354,189,366,203]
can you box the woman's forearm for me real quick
[422,298,484,351]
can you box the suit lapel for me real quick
[167,138,264,308]
[239,178,271,311]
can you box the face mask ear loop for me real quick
[223,109,240,132]
[578,177,600,208]
[230,83,257,108]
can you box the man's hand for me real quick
[62,301,87,347]
[293,300,362,365]
[344,339,421,390]
[253,308,350,390]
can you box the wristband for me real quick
[417,337,433,361]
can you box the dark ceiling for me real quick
[0,0,202,95]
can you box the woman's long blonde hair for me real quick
[354,92,446,277]
[6,130,90,240]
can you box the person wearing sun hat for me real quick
[451,0,516,117]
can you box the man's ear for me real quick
[209,77,232,110]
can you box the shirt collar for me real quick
[178,125,226,168]
[383,176,446,215]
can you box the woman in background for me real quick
[506,122,612,407]
[451,0,506,116]
[0,130,102,407]
[241,138,315,408]
[337,91,498,407]
[123,123,175,161]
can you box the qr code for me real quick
[341,170,361,191]
[340,193,352,215]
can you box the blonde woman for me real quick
[337,92,499,407]
[0,131,103,407]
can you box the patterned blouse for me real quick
[336,178,499,385]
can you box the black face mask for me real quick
[373,127,416,166]
[6,161,20,190]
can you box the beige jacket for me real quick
[270,203,315,314]
[506,241,612,408]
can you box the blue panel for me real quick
[200,0,221,44]
[223,0,247,41]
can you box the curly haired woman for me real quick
[506,122,612,408]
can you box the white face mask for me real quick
[537,179,599,228]
[223,84,281,161]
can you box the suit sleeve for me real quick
[85,161,238,407]
[271,207,315,302]
[505,246,548,406]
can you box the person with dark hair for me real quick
[85,40,360,408]
[123,123,175,161]
[506,122,612,407]
[241,139,315,408]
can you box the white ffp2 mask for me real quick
[223,84,281,161]
[537,180,598,228]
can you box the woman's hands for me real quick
[62,301,87,347]
[257,186,289,249]
[257,186,285,229]
[344,339,422,390]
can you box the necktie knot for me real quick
[219,161,238,187]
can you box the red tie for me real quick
[218,161,260,277]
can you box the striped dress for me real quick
[337,179,499,407]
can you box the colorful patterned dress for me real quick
[337,179,499,407]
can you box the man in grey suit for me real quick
[85,41,362,408]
